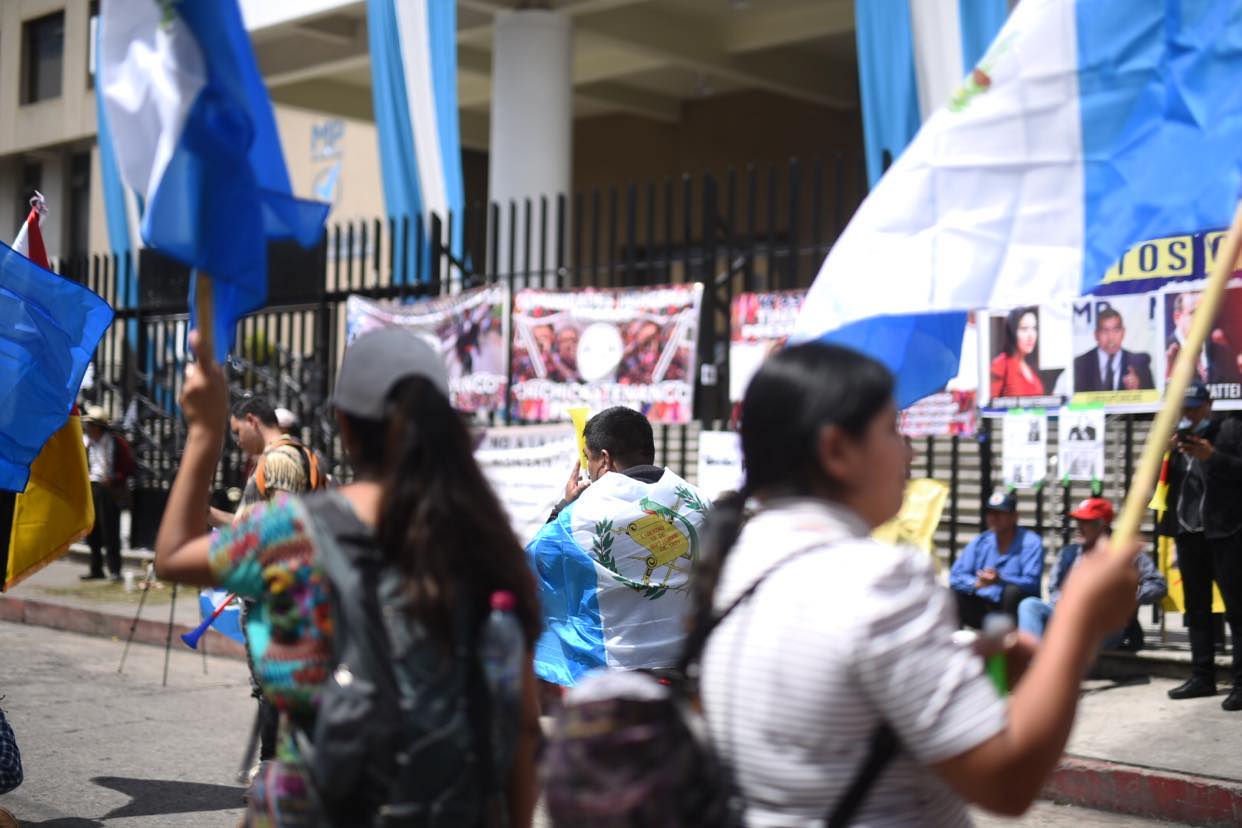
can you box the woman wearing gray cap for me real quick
[154,328,541,826]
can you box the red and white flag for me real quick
[13,191,49,269]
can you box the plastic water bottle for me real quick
[481,590,524,707]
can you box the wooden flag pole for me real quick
[195,272,214,362]
[1112,202,1242,552]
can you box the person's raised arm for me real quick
[154,330,227,586]
[932,540,1138,815]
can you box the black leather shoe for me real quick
[1222,688,1242,711]
[1168,677,1217,700]
[79,573,106,581]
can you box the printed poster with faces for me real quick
[509,283,703,424]
[1002,410,1048,489]
[1058,408,1106,482]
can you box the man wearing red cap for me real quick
[1018,497,1166,650]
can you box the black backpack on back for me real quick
[295,491,509,827]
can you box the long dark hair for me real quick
[344,376,540,648]
[691,343,893,625]
[1001,306,1038,360]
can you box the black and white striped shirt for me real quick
[701,499,1006,827]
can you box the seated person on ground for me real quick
[949,490,1043,628]
[1018,498,1166,650]
[526,406,711,687]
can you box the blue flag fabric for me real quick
[99,0,329,362]
[0,243,113,491]
[799,0,1242,408]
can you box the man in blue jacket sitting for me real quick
[950,489,1044,628]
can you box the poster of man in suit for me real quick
[1070,296,1160,407]
[1163,287,1242,401]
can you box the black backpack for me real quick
[294,491,510,827]
[542,546,898,828]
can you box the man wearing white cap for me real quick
[81,406,122,581]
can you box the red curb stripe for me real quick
[0,595,246,661]
[1044,756,1242,826]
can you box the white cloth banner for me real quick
[475,424,576,545]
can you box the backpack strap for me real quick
[677,544,822,675]
[825,722,898,828]
[256,437,321,499]
[682,541,900,827]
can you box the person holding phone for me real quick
[1161,380,1242,709]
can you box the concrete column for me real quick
[488,10,572,284]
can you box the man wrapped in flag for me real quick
[0,194,111,590]
[526,407,711,686]
[99,0,329,363]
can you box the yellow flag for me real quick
[568,407,591,471]
[3,414,95,590]
[873,479,950,569]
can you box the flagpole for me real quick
[195,272,214,362]
[1112,202,1242,552]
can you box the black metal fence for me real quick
[56,154,1155,560]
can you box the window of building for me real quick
[67,152,92,261]
[22,12,65,104]
[16,161,43,230]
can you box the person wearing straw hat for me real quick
[81,406,122,582]
[1160,380,1242,709]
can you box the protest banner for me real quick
[696,430,744,500]
[1002,410,1048,489]
[1068,295,1161,409]
[1159,281,1242,406]
[475,424,577,545]
[509,283,703,424]
[983,304,1071,411]
[729,290,806,404]
[345,285,507,413]
[1058,407,1105,482]
[900,391,977,438]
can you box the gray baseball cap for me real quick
[331,327,450,419]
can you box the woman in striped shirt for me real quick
[696,343,1138,826]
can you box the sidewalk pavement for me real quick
[4,555,1241,825]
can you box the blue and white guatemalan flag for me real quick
[798,0,1242,408]
[526,469,711,687]
[98,0,329,362]
[367,0,465,280]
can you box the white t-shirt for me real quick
[700,499,1006,827]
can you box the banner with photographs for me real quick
[982,303,1072,411]
[1058,407,1105,482]
[730,290,806,403]
[475,424,577,545]
[345,286,507,413]
[1068,295,1161,409]
[1002,410,1048,489]
[900,391,978,438]
[510,283,703,424]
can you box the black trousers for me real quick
[1176,531,1242,684]
[955,584,1031,630]
[87,482,122,577]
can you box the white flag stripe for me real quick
[99,4,207,204]
[394,0,449,224]
[794,0,1083,340]
[910,0,965,120]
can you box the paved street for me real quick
[0,621,1179,827]
[0,621,250,826]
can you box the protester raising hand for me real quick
[179,330,229,438]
